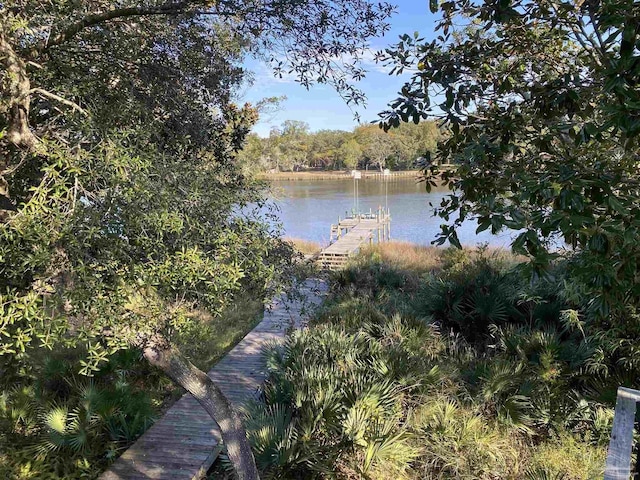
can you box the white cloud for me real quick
[245,45,398,89]
[356,48,394,74]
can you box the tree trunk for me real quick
[0,27,38,220]
[0,30,37,151]
[141,337,260,480]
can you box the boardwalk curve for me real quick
[101,279,326,480]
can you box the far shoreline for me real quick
[259,170,421,181]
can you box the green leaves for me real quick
[378,0,640,318]
[248,318,427,477]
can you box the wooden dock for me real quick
[317,208,391,270]
[100,279,326,480]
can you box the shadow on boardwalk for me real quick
[101,278,327,480]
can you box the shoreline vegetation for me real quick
[238,120,442,175]
[4,239,631,479]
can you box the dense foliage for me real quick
[0,0,287,397]
[0,350,162,479]
[1,1,394,478]
[0,294,264,479]
[380,0,640,318]
[235,245,630,479]
[237,120,441,173]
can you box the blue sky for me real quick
[240,1,440,137]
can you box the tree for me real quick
[380,1,640,317]
[279,120,310,171]
[394,121,440,168]
[1,0,394,199]
[308,130,349,169]
[235,120,438,173]
[338,138,363,170]
[0,1,394,478]
[237,133,269,175]
[355,124,398,170]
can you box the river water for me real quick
[268,178,519,248]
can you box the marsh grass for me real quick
[359,241,445,275]
[284,237,322,256]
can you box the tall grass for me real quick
[284,237,322,256]
[359,241,444,275]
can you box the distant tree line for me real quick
[238,120,441,173]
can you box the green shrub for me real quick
[337,254,412,297]
[410,397,522,479]
[478,324,600,434]
[415,248,576,342]
[0,349,164,479]
[416,254,524,342]
[312,296,389,330]
[238,247,638,479]
[527,432,607,480]
[244,319,436,478]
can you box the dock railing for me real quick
[329,206,390,244]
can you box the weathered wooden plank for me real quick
[100,279,326,480]
[118,443,218,456]
[135,423,216,435]
[101,470,157,480]
[117,450,212,465]
[126,439,216,453]
[604,387,640,480]
[105,463,203,480]
[124,435,217,450]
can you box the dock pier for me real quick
[317,206,391,270]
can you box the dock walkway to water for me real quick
[317,207,391,270]
[101,279,326,480]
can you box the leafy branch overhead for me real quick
[1,0,393,153]
[379,0,640,316]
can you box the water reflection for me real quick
[269,178,518,248]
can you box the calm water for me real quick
[269,178,519,248]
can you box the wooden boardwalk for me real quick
[101,279,326,480]
[317,209,391,270]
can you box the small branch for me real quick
[30,88,88,116]
[2,155,29,176]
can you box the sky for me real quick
[239,1,441,137]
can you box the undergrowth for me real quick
[234,244,638,479]
[0,292,264,479]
